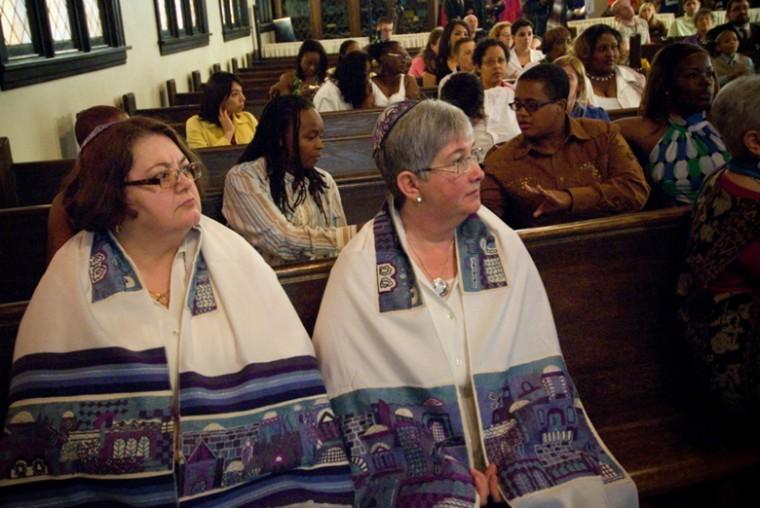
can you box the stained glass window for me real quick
[83,0,103,38]
[47,0,73,43]
[0,0,32,46]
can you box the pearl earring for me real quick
[415,196,423,205]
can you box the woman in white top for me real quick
[368,40,420,107]
[474,38,521,144]
[223,95,357,265]
[506,18,544,80]
[574,24,645,111]
[313,51,375,113]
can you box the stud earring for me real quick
[415,196,423,205]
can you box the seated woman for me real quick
[684,8,715,49]
[616,43,729,206]
[433,20,471,85]
[488,20,514,49]
[313,100,638,507]
[539,26,572,63]
[410,27,443,84]
[506,18,544,80]
[574,24,646,111]
[554,54,611,121]
[185,71,258,148]
[0,117,353,505]
[638,2,667,42]
[440,72,493,161]
[368,40,420,106]
[677,75,760,419]
[268,39,328,100]
[327,39,360,77]
[482,64,649,228]
[313,51,375,112]
[223,95,357,266]
[48,105,129,263]
[473,38,521,143]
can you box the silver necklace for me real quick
[408,237,455,298]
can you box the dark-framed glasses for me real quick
[123,162,203,189]
[509,99,558,113]
[421,147,484,177]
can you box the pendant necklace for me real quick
[408,237,455,298]
[149,289,170,308]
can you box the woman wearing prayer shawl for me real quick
[312,100,638,507]
[0,117,353,507]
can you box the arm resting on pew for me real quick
[567,124,651,215]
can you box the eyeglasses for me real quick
[123,162,203,189]
[420,148,483,177]
[509,99,559,113]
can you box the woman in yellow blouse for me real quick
[185,72,258,148]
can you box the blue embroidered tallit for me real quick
[648,111,730,204]
[0,217,353,507]
[314,203,638,507]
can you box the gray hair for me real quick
[711,75,760,159]
[374,100,473,204]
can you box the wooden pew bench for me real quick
[2,207,759,503]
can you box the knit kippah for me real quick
[372,100,421,155]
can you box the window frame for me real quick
[0,0,127,90]
[153,0,210,55]
[218,0,250,42]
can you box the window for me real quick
[153,0,209,55]
[219,0,249,41]
[0,0,127,89]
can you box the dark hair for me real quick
[237,96,327,217]
[75,106,128,146]
[473,38,510,67]
[725,0,748,14]
[337,39,359,66]
[334,51,371,108]
[295,39,328,82]
[376,16,394,27]
[199,72,243,126]
[511,18,534,35]
[573,24,623,66]
[453,37,475,54]
[519,63,570,102]
[420,27,444,74]
[694,7,714,24]
[642,43,711,120]
[368,40,397,63]
[440,73,486,120]
[541,26,572,56]
[63,117,199,232]
[437,20,471,77]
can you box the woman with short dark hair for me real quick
[186,71,258,148]
[573,24,645,110]
[0,116,354,505]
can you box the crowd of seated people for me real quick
[3,4,760,505]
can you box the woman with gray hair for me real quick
[677,75,760,419]
[312,100,637,507]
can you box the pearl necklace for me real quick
[588,71,616,82]
[408,237,455,298]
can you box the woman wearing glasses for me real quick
[313,100,638,507]
[0,117,354,506]
[482,64,649,228]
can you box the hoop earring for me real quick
[415,196,423,205]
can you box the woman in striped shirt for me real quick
[223,95,357,265]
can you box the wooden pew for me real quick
[3,207,759,502]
